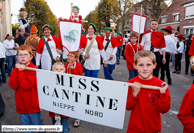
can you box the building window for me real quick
[185,5,194,18]
[184,29,194,38]
[173,14,179,22]
[161,17,167,24]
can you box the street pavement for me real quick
[0,53,193,133]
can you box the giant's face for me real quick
[73,8,79,16]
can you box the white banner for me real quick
[132,13,147,34]
[59,20,82,52]
[36,69,128,129]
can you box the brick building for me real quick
[158,0,187,33]
[180,0,194,37]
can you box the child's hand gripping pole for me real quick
[128,83,161,90]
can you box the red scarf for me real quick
[140,30,166,49]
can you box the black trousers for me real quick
[160,52,171,81]
[175,53,182,71]
[31,54,36,65]
[153,52,162,78]
[122,45,126,59]
[185,52,194,74]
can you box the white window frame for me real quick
[184,2,194,19]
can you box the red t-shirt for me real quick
[116,37,123,47]
[9,62,41,114]
[126,76,171,133]
[125,43,143,70]
[177,84,194,133]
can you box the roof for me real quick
[180,0,194,5]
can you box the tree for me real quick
[96,0,118,27]
[83,10,104,34]
[134,0,174,20]
[12,24,19,37]
[24,0,59,36]
[110,0,133,36]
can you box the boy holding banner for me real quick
[64,51,83,127]
[9,45,44,127]
[49,62,70,133]
[126,50,170,133]
[125,32,143,80]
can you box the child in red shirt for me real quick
[126,50,171,133]
[9,45,44,126]
[116,32,123,64]
[125,32,143,80]
[49,62,70,133]
[64,51,83,127]
[177,84,194,133]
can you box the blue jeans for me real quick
[6,55,16,75]
[129,70,138,80]
[20,112,44,133]
[103,64,115,80]
[116,46,122,63]
[172,54,175,66]
[0,58,6,83]
[85,69,99,78]
[52,117,70,133]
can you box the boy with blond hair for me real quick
[126,50,171,133]
[49,62,70,133]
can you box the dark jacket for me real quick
[14,32,30,46]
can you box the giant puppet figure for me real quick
[70,6,82,20]
[19,8,30,34]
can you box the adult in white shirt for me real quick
[140,20,166,78]
[36,24,61,70]
[171,31,179,67]
[0,42,6,84]
[101,27,117,80]
[161,26,177,85]
[3,34,19,76]
[173,34,184,74]
[80,23,107,78]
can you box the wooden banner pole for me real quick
[137,4,143,52]
[69,2,73,74]
[25,67,161,90]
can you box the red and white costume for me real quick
[69,15,82,21]
[36,35,61,70]
[125,42,143,70]
[101,35,117,64]
[80,34,107,70]
[140,30,166,52]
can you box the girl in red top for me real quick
[125,32,143,80]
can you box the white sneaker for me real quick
[74,120,80,127]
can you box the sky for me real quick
[11,0,100,24]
